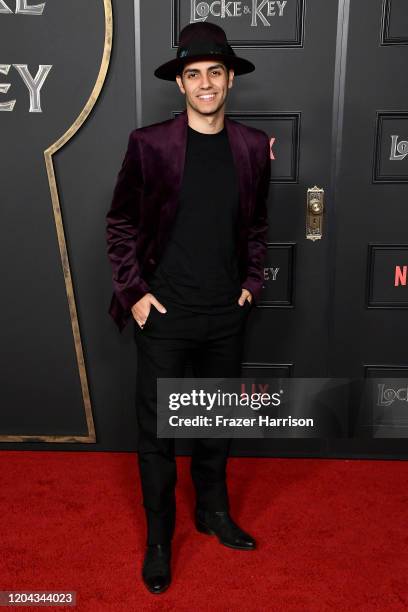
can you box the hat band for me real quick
[177,41,234,59]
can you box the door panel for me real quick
[329,0,408,456]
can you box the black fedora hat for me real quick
[154,22,255,81]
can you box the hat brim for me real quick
[154,53,255,81]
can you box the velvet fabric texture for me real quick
[105,109,271,332]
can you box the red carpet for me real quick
[1,451,408,611]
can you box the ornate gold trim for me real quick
[0,0,113,443]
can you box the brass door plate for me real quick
[306,185,324,241]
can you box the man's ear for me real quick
[176,74,185,94]
[228,68,235,89]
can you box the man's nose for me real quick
[200,74,211,88]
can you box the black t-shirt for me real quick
[147,124,242,313]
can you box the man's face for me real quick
[175,60,234,116]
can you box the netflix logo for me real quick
[368,246,408,307]
[395,265,408,286]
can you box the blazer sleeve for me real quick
[241,132,271,304]
[105,132,151,314]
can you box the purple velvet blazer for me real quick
[105,109,271,333]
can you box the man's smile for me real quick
[197,93,217,101]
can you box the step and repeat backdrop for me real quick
[1,0,408,457]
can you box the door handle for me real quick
[306,185,324,241]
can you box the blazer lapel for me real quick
[225,114,252,227]
[164,109,188,218]
[157,110,188,252]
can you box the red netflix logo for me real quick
[395,266,407,286]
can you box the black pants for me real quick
[133,298,251,545]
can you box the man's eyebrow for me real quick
[183,64,225,74]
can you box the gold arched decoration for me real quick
[0,0,113,443]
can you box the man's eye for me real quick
[212,70,221,75]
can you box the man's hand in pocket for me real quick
[131,293,167,329]
[238,289,253,307]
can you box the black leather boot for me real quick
[195,509,256,550]
[142,543,171,594]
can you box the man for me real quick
[106,22,271,594]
